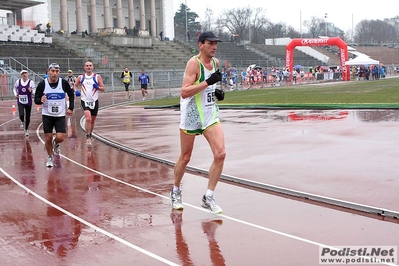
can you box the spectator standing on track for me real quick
[138,69,150,100]
[34,63,74,167]
[13,70,36,137]
[74,61,105,147]
[121,67,133,100]
[170,31,225,214]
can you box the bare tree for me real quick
[202,7,214,32]
[286,25,301,39]
[355,19,398,45]
[251,8,271,44]
[218,7,252,42]
[304,16,324,38]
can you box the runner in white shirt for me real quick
[34,63,75,167]
[74,61,105,147]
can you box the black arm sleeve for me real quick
[121,72,124,78]
[62,79,75,111]
[34,80,45,105]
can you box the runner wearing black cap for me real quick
[170,31,225,214]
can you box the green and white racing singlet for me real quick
[179,56,220,134]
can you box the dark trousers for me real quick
[18,104,32,129]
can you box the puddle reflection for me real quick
[170,210,225,266]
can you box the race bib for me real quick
[48,101,63,115]
[85,101,96,109]
[19,95,28,104]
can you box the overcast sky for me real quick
[173,0,398,33]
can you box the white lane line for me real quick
[0,117,19,127]
[0,167,179,266]
[29,124,396,266]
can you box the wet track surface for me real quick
[1,94,398,265]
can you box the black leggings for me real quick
[124,82,130,91]
[18,104,32,130]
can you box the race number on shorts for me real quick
[85,101,96,109]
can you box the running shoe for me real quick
[46,156,54,167]
[142,97,146,100]
[201,195,223,214]
[86,138,92,147]
[170,188,184,210]
[52,138,60,155]
[24,129,29,137]
[20,122,24,129]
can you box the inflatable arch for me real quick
[286,37,350,81]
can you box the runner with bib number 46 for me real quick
[74,61,105,147]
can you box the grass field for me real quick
[136,77,399,109]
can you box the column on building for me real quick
[128,0,135,32]
[76,0,83,33]
[90,0,98,34]
[60,0,68,32]
[116,0,123,28]
[150,0,156,37]
[139,0,145,31]
[103,0,111,28]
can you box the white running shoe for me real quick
[170,188,184,210]
[86,138,92,147]
[142,97,146,100]
[46,156,54,167]
[52,138,60,156]
[24,130,29,137]
[201,195,223,214]
[20,122,24,129]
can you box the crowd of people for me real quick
[219,66,308,90]
[351,65,386,80]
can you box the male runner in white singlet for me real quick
[74,61,105,146]
[34,63,75,167]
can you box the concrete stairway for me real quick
[52,34,193,71]
[351,46,399,66]
[0,41,84,74]
[250,44,324,68]
[311,46,341,66]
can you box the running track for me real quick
[1,93,398,265]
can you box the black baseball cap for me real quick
[198,31,221,43]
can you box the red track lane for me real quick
[0,98,398,266]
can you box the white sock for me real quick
[205,189,214,197]
[173,185,180,192]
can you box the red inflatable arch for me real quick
[286,37,350,81]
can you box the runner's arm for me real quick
[62,79,74,111]
[13,80,18,98]
[34,81,45,105]
[73,75,81,92]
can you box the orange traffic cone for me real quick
[12,104,16,112]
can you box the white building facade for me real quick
[0,0,175,40]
